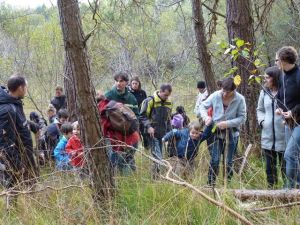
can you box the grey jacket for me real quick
[256,90,285,152]
[198,90,247,137]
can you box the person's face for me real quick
[16,84,27,99]
[190,128,202,140]
[264,74,274,88]
[115,78,127,91]
[222,89,234,99]
[275,54,282,70]
[131,80,139,90]
[59,117,68,124]
[159,90,171,100]
[73,127,80,136]
[198,88,205,93]
[47,111,55,118]
[56,89,62,97]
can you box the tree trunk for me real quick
[64,62,77,122]
[226,0,259,145]
[192,0,217,94]
[57,0,114,201]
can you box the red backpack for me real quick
[104,100,139,135]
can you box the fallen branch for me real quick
[161,160,253,225]
[247,201,300,212]
[0,185,88,197]
[233,189,300,201]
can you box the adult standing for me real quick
[129,76,147,109]
[104,72,139,173]
[129,76,149,148]
[50,86,67,112]
[275,46,300,188]
[0,75,38,188]
[199,78,246,186]
[257,66,286,188]
[194,81,209,116]
[140,84,173,178]
[105,72,139,116]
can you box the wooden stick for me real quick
[247,201,300,212]
[238,144,253,176]
[161,160,254,225]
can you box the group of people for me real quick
[0,45,300,190]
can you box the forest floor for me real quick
[0,144,299,225]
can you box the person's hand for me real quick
[147,127,155,138]
[205,116,212,126]
[217,121,227,130]
[275,108,283,116]
[282,110,292,119]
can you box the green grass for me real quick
[0,147,299,225]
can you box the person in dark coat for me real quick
[50,86,67,112]
[0,75,38,188]
[129,76,147,109]
[275,46,300,188]
[129,76,149,148]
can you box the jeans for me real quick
[108,143,137,176]
[284,125,300,188]
[263,149,286,188]
[208,131,238,186]
[149,137,163,176]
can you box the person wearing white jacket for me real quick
[257,66,286,188]
[194,81,209,115]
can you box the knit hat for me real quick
[171,114,184,129]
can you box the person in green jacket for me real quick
[105,72,139,116]
[104,72,139,174]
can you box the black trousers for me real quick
[263,149,286,188]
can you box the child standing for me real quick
[166,114,184,157]
[66,121,84,169]
[54,123,73,170]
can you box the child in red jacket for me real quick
[65,121,84,168]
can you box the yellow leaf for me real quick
[234,75,242,86]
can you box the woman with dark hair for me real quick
[129,76,149,148]
[199,78,246,186]
[129,76,147,109]
[257,66,286,188]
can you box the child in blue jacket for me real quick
[162,121,212,162]
[54,123,73,170]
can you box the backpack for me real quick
[105,100,139,135]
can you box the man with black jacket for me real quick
[0,75,38,188]
[275,46,300,188]
[50,86,67,112]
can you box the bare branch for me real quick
[202,2,226,18]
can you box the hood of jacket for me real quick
[0,86,22,106]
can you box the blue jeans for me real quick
[150,137,163,175]
[208,131,238,185]
[284,125,300,188]
[108,144,137,176]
